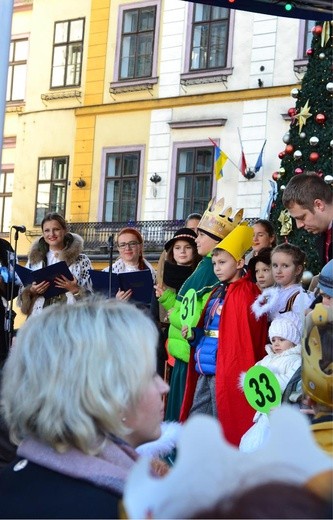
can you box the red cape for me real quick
[180,273,268,446]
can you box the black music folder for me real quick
[16,261,74,299]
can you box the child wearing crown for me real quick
[180,223,268,446]
[156,198,243,421]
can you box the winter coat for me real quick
[17,233,92,316]
[159,255,218,363]
[181,273,268,446]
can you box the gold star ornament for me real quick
[295,100,312,134]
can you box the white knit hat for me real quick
[269,314,302,345]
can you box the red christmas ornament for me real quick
[272,172,280,181]
[306,48,313,56]
[309,152,319,162]
[312,25,323,36]
[315,113,326,124]
[295,168,303,174]
[278,151,286,159]
[288,107,297,117]
[285,144,294,154]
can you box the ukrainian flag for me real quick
[214,145,228,181]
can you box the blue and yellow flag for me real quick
[214,145,228,181]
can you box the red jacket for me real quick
[180,272,268,446]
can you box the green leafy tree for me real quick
[270,21,333,275]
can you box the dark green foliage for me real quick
[270,21,333,275]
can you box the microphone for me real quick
[12,225,26,233]
[108,235,114,247]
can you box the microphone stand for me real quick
[108,235,114,299]
[6,228,19,351]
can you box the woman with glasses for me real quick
[104,228,156,301]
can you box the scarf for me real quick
[163,261,194,293]
[177,255,219,300]
[17,436,138,495]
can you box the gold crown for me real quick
[215,222,254,261]
[197,197,244,241]
[302,304,333,408]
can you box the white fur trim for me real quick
[136,421,182,458]
[251,286,280,319]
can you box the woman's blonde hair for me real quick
[1,298,158,454]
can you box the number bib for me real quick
[244,366,281,414]
[180,289,198,338]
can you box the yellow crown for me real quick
[215,222,254,261]
[302,304,333,408]
[197,197,244,241]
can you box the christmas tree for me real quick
[270,21,333,276]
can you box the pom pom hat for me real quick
[317,259,333,298]
[215,222,254,261]
[269,316,302,345]
[197,197,244,241]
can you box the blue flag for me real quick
[254,140,267,173]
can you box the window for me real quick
[51,18,84,88]
[294,19,316,72]
[190,5,230,71]
[302,20,316,57]
[104,151,140,221]
[6,38,28,102]
[119,6,156,80]
[35,157,68,225]
[0,170,14,233]
[174,147,213,220]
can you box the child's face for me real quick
[255,261,274,290]
[195,231,218,256]
[252,223,274,253]
[271,252,302,288]
[321,291,333,307]
[270,336,295,354]
[212,250,242,283]
[172,240,194,266]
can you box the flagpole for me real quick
[208,137,240,172]
[0,0,14,170]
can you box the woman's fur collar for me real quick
[29,233,84,267]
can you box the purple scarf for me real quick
[18,436,138,495]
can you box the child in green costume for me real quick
[156,198,243,421]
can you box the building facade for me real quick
[3,0,314,255]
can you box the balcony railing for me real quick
[68,218,256,255]
[68,220,186,254]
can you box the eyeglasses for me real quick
[118,241,140,249]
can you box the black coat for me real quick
[0,238,19,364]
[0,458,121,519]
[316,227,333,270]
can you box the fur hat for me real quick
[317,259,333,298]
[269,315,302,345]
[164,228,197,251]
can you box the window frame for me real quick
[34,156,69,226]
[50,17,85,90]
[6,36,29,103]
[111,1,160,90]
[170,140,217,220]
[0,167,14,234]
[294,19,316,72]
[181,5,235,84]
[100,145,145,222]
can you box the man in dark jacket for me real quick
[282,172,333,267]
